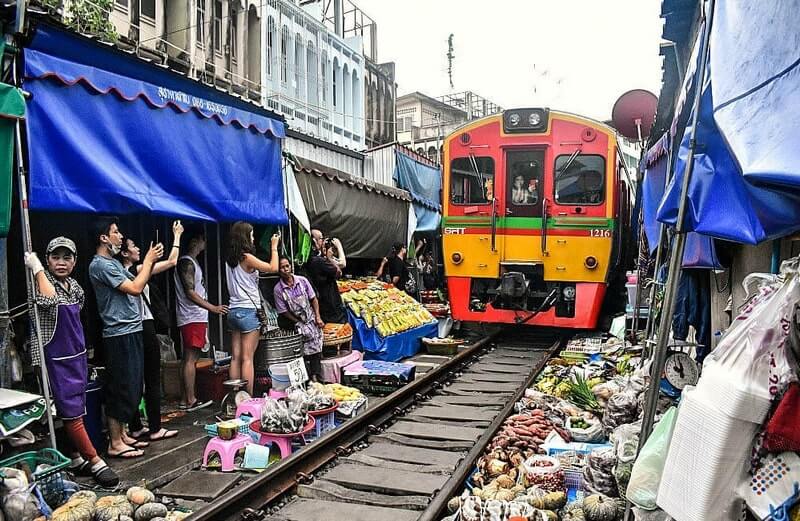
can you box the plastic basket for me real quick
[204,417,252,437]
[0,448,70,505]
[564,467,586,502]
[563,336,604,355]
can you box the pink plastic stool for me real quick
[268,388,287,400]
[202,433,252,472]
[235,398,265,420]
[250,418,315,459]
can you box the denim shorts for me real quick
[228,307,260,333]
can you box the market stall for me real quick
[339,279,438,362]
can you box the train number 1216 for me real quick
[589,229,612,237]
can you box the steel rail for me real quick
[189,329,506,521]
[417,336,562,521]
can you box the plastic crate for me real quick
[204,417,252,438]
[341,369,415,397]
[306,410,336,441]
[563,336,604,355]
[565,467,586,502]
[0,448,70,506]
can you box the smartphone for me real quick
[155,228,159,245]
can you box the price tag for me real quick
[287,358,308,387]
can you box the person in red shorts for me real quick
[173,228,228,409]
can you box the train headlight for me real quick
[528,112,541,126]
[585,256,598,269]
[508,113,520,126]
[451,252,463,265]
[503,108,549,133]
[562,286,576,300]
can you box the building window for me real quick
[140,0,155,19]
[281,27,289,84]
[294,34,303,97]
[333,65,338,107]
[321,53,327,102]
[213,0,223,53]
[267,17,275,76]
[230,12,237,61]
[116,0,128,9]
[196,1,205,46]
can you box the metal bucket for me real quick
[254,331,303,370]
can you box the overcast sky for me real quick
[355,0,664,121]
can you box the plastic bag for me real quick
[566,415,605,443]
[584,446,619,497]
[158,334,177,361]
[2,483,47,521]
[626,406,678,510]
[603,390,640,432]
[737,451,800,520]
[706,258,800,403]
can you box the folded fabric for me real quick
[763,383,800,453]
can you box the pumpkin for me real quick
[582,494,619,521]
[52,499,94,521]
[563,509,587,521]
[70,490,98,505]
[94,495,134,521]
[539,511,559,521]
[134,503,168,521]
[542,491,567,510]
[126,487,155,507]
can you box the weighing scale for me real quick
[220,379,251,419]
[660,349,700,398]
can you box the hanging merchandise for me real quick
[657,258,800,521]
[736,452,800,521]
[625,407,677,510]
[762,383,800,453]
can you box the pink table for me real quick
[320,350,362,384]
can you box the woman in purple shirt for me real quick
[273,257,324,381]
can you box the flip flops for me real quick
[178,400,213,412]
[148,428,178,441]
[107,447,144,459]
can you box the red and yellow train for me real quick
[442,108,631,329]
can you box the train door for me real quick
[501,149,545,262]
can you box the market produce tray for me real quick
[341,360,416,396]
[422,337,463,356]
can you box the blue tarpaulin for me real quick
[394,151,441,232]
[347,310,438,362]
[643,135,721,269]
[24,25,287,224]
[658,0,800,244]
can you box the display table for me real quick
[347,310,438,362]
[320,350,362,384]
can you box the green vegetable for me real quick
[567,374,602,413]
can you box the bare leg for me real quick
[229,330,242,382]
[182,348,201,406]
[241,330,260,395]
[107,418,142,457]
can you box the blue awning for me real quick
[24,24,287,224]
[658,0,800,244]
[393,150,441,232]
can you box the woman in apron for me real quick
[273,257,324,381]
[25,237,119,487]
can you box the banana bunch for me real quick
[325,383,362,402]
[342,285,435,337]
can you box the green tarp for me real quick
[0,81,25,237]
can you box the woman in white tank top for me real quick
[225,222,280,395]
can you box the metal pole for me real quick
[639,0,715,445]
[12,60,58,449]
[216,223,223,352]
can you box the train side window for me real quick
[506,149,544,217]
[450,156,495,205]
[554,154,605,205]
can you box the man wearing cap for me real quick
[89,217,163,459]
[25,237,119,486]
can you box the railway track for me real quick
[189,328,563,521]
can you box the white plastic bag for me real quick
[736,451,800,520]
[626,406,678,510]
[705,258,800,405]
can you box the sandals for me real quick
[107,447,144,459]
[148,429,178,441]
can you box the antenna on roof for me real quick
[447,34,455,90]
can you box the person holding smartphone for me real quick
[116,220,183,441]
[306,229,347,324]
[225,222,280,396]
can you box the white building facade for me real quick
[260,0,365,149]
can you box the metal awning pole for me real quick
[12,59,58,449]
[282,153,295,263]
[639,0,715,445]
[216,223,223,353]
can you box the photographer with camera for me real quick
[306,229,348,324]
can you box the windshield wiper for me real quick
[555,149,581,180]
[468,153,487,199]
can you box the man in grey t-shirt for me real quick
[89,217,162,459]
